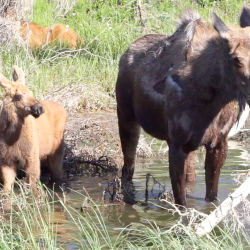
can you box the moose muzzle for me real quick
[30,102,45,118]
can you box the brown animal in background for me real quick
[0,66,67,192]
[19,21,83,49]
[20,22,51,48]
[51,23,83,49]
[116,6,250,206]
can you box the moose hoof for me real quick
[47,178,68,192]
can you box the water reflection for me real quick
[56,140,250,247]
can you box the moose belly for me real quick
[202,102,241,146]
[133,95,168,140]
[0,141,28,168]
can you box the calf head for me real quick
[212,6,250,103]
[0,66,44,118]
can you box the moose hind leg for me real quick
[169,144,187,206]
[47,141,65,184]
[118,109,141,181]
[205,140,227,201]
[185,151,196,182]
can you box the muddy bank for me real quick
[63,110,168,177]
[62,110,250,181]
[63,110,122,179]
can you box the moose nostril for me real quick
[30,103,44,118]
[38,103,45,115]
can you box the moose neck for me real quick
[183,37,242,113]
[0,98,26,145]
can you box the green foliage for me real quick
[0,0,248,106]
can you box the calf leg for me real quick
[205,140,227,201]
[185,151,196,182]
[169,144,187,206]
[47,140,65,184]
[117,109,141,181]
[26,157,41,190]
[1,166,16,192]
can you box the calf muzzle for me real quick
[30,103,44,118]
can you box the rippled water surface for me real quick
[55,140,250,248]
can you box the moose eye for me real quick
[232,57,242,68]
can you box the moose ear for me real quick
[12,65,25,85]
[0,74,12,90]
[240,5,250,28]
[212,12,230,37]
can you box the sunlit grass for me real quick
[0,182,248,249]
[0,0,247,111]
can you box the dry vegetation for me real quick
[50,0,77,20]
[0,0,33,55]
[0,1,249,249]
[0,0,166,174]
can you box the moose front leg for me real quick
[205,140,228,201]
[25,157,41,192]
[117,109,141,181]
[169,144,187,206]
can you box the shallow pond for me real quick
[54,140,250,248]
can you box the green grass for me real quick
[0,1,250,248]
[0,0,247,109]
[0,182,249,249]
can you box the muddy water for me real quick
[57,140,250,248]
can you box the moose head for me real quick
[212,6,250,103]
[0,66,44,118]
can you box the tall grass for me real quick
[0,2,250,248]
[0,0,247,110]
[0,182,249,249]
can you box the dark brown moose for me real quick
[116,6,250,206]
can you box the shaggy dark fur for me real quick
[116,7,250,206]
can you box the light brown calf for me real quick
[19,22,84,49]
[0,66,67,192]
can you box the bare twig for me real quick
[137,0,146,33]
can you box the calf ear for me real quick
[0,74,12,90]
[212,12,230,37]
[240,5,250,28]
[12,65,25,85]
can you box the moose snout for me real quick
[30,103,45,118]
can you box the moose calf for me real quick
[19,22,84,50]
[0,66,67,192]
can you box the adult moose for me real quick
[116,6,250,206]
[0,66,67,193]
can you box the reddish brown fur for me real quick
[19,22,84,49]
[19,22,51,48]
[0,66,67,192]
[116,8,250,206]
